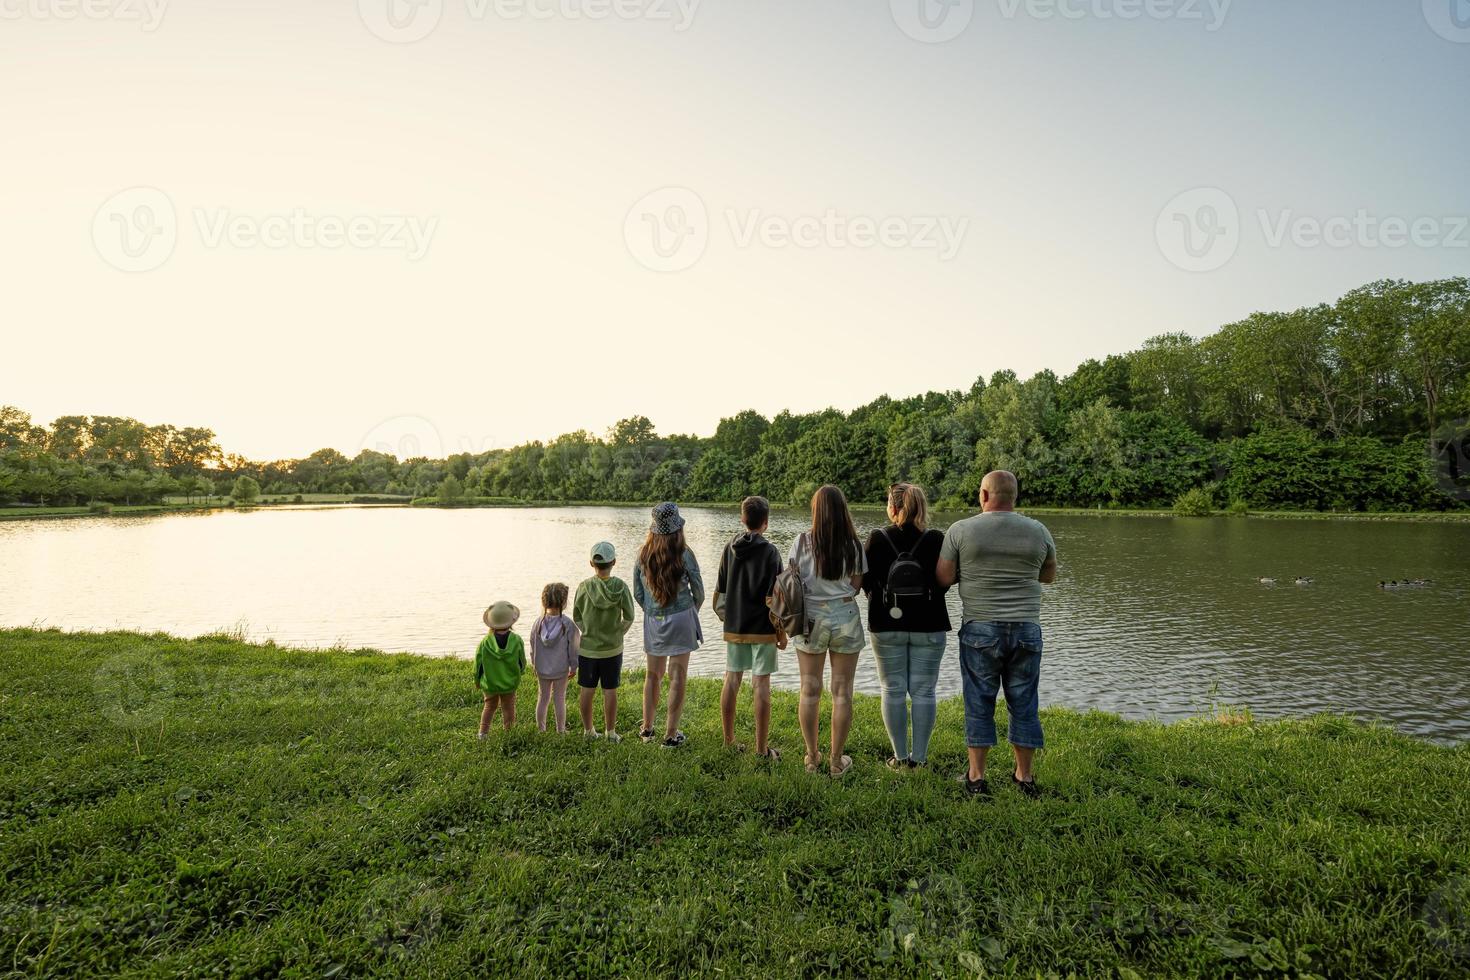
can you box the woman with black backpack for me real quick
[862,483,952,769]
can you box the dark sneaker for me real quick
[908,759,927,770]
[639,728,656,744]
[1012,772,1041,799]
[660,731,687,749]
[964,774,990,797]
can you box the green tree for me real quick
[231,476,261,504]
[437,474,465,504]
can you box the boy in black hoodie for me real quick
[714,496,783,759]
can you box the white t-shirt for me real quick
[789,532,868,601]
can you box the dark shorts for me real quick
[578,654,624,690]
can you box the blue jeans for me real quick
[871,631,947,764]
[958,621,1044,749]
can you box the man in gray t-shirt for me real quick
[936,471,1057,799]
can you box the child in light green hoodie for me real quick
[476,601,526,738]
[572,541,635,742]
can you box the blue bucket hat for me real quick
[650,501,685,535]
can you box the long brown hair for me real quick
[888,483,928,531]
[809,484,860,580]
[638,529,688,607]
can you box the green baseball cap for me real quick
[590,541,616,563]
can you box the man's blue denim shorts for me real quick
[957,620,1044,749]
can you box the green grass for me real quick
[2,628,1468,977]
[0,503,216,521]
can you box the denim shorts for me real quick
[795,598,865,656]
[958,620,1044,749]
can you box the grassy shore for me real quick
[0,503,220,522]
[2,629,1468,977]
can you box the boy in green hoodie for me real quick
[475,601,526,738]
[572,541,635,742]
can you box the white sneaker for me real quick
[605,731,623,744]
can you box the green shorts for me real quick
[726,642,778,677]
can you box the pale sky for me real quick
[3,0,1467,460]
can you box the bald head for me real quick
[979,470,1018,511]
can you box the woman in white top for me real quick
[789,484,868,776]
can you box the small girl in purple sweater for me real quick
[529,583,582,733]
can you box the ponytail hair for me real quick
[887,482,929,531]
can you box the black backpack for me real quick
[880,527,929,618]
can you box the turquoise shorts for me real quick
[726,642,778,677]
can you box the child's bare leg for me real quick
[720,671,743,746]
[500,693,516,730]
[603,688,618,736]
[579,685,597,734]
[665,654,689,738]
[753,674,772,756]
[535,678,553,732]
[642,655,666,732]
[552,677,569,732]
[480,695,495,735]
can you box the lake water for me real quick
[2,505,1467,741]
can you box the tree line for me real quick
[4,277,1467,513]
